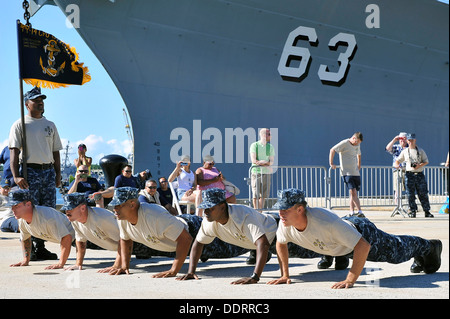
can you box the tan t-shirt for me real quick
[71,207,120,251]
[9,115,63,164]
[196,204,277,249]
[396,147,428,173]
[276,207,362,256]
[117,203,188,252]
[19,206,75,243]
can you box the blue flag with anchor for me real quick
[17,20,91,88]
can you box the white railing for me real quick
[247,165,448,216]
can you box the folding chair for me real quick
[168,181,196,215]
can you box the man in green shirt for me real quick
[250,128,275,210]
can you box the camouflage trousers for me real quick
[23,167,56,208]
[22,167,56,250]
[405,172,431,212]
[132,214,249,259]
[342,216,432,263]
[132,214,321,259]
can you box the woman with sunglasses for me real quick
[74,144,92,176]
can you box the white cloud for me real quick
[0,139,8,151]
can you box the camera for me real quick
[411,162,418,168]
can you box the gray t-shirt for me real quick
[332,139,361,176]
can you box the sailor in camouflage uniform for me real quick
[176,188,321,284]
[268,188,442,289]
[108,187,250,277]
[394,133,433,218]
[8,87,63,260]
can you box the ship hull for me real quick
[50,0,448,196]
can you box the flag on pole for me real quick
[17,20,91,88]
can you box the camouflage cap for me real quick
[5,188,32,207]
[61,192,87,212]
[24,87,46,102]
[272,188,306,210]
[109,187,139,207]
[197,188,226,209]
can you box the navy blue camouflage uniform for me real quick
[24,166,56,208]
[405,171,431,213]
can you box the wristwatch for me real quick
[250,272,260,282]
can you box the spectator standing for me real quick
[329,132,364,217]
[394,133,433,218]
[385,132,408,206]
[250,128,275,210]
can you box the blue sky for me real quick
[0,3,131,166]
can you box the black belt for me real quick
[26,163,53,170]
[406,171,423,175]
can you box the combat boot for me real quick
[32,237,57,261]
[334,256,349,270]
[422,240,442,274]
[410,256,424,273]
[317,255,333,269]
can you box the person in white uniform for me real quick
[268,189,442,289]
[6,188,74,270]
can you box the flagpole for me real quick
[17,20,28,181]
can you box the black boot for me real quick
[317,255,333,269]
[410,256,424,273]
[422,240,442,274]
[246,250,256,265]
[424,211,434,218]
[32,237,57,261]
[408,211,416,218]
[334,256,349,270]
[246,250,272,265]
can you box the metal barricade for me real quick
[424,166,449,205]
[246,165,448,214]
[327,166,396,210]
[327,165,449,214]
[247,165,327,211]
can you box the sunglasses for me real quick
[78,170,88,173]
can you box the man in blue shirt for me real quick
[0,146,14,186]
[68,165,104,206]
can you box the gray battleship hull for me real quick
[45,0,448,196]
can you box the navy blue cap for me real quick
[61,193,87,212]
[5,188,32,207]
[197,188,226,209]
[109,187,139,207]
[272,188,306,210]
[24,87,46,102]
